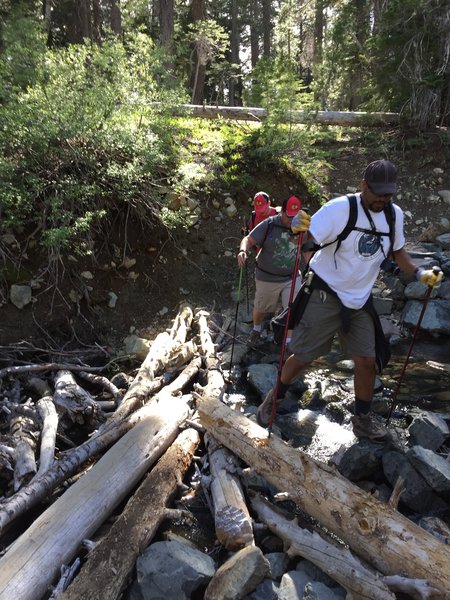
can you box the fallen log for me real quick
[0,395,191,600]
[207,435,254,550]
[60,428,200,600]
[77,371,123,405]
[0,363,103,380]
[33,395,58,477]
[197,396,450,598]
[168,303,194,343]
[0,357,201,536]
[251,492,395,599]
[195,309,224,401]
[168,104,401,127]
[11,403,38,491]
[53,370,101,429]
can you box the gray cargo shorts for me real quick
[289,288,375,361]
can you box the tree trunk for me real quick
[110,0,122,35]
[262,0,272,57]
[188,0,206,105]
[159,0,174,67]
[229,0,240,106]
[0,396,191,600]
[249,0,259,69]
[60,428,200,600]
[197,396,450,597]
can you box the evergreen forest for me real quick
[0,0,449,288]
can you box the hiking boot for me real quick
[248,330,262,347]
[351,413,392,442]
[256,388,282,427]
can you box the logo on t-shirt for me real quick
[356,232,383,260]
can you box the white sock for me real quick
[253,324,262,332]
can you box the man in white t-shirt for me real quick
[257,160,444,440]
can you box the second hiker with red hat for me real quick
[237,195,308,347]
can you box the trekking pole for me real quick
[268,231,304,435]
[386,271,438,426]
[243,216,250,316]
[229,265,244,379]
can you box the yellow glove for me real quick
[291,210,311,234]
[416,267,443,288]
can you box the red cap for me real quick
[253,191,270,214]
[284,195,302,217]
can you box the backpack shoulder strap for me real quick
[383,201,396,255]
[259,216,275,247]
[337,194,358,243]
[301,194,357,255]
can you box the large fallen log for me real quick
[207,434,254,550]
[251,493,396,599]
[61,428,200,600]
[169,104,401,127]
[197,396,450,598]
[0,395,191,600]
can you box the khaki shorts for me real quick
[254,276,301,314]
[289,289,375,361]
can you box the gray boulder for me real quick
[408,411,449,451]
[401,299,450,335]
[132,539,215,600]
[407,446,450,499]
[337,441,385,481]
[382,451,447,513]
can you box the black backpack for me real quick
[302,194,396,267]
[271,195,396,359]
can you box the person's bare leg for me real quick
[281,354,311,385]
[353,355,376,404]
[257,354,311,426]
[252,307,266,327]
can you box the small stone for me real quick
[69,289,82,303]
[10,284,32,309]
[108,292,118,308]
[121,257,136,270]
[158,306,169,316]
[81,271,94,280]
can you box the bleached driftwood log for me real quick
[0,395,191,600]
[207,435,254,550]
[196,310,216,361]
[195,309,224,401]
[0,357,201,536]
[53,370,101,428]
[33,395,58,477]
[11,404,38,491]
[60,428,200,600]
[197,396,450,598]
[167,104,401,127]
[251,493,395,599]
[77,371,123,405]
[168,303,194,343]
